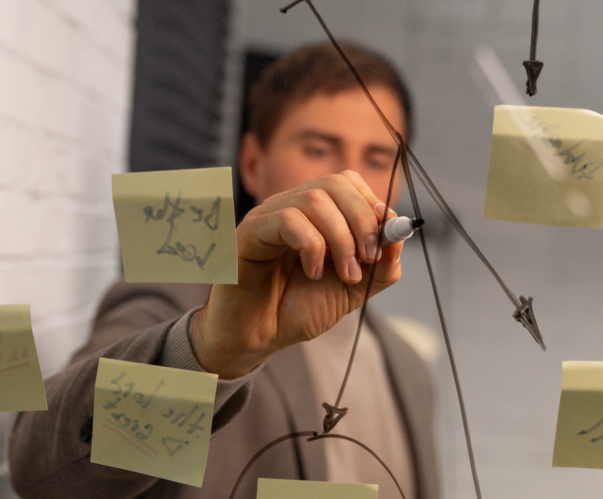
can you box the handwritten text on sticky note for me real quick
[91,358,218,487]
[553,361,603,469]
[112,167,238,284]
[257,478,378,499]
[0,305,47,412]
[484,106,603,229]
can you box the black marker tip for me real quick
[411,218,425,229]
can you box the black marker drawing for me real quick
[101,372,205,458]
[189,206,204,222]
[523,0,544,96]
[520,114,602,180]
[203,197,221,230]
[229,3,548,499]
[229,431,407,499]
[554,141,602,180]
[103,372,134,410]
[185,412,206,436]
[162,404,204,430]
[143,192,221,271]
[162,437,190,457]
[578,416,603,443]
[110,413,154,441]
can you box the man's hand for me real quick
[190,170,403,378]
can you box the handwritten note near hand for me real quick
[257,479,378,499]
[553,361,603,469]
[91,358,218,487]
[0,305,47,412]
[112,167,237,284]
[484,106,603,229]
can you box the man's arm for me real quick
[9,282,251,498]
[10,170,403,497]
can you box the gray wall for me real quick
[228,1,603,498]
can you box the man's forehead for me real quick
[293,86,402,115]
[275,86,405,145]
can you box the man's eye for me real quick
[367,157,389,170]
[304,146,329,158]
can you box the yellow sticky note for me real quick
[0,305,47,412]
[553,361,603,469]
[257,479,378,499]
[112,167,238,284]
[484,105,603,229]
[91,358,218,487]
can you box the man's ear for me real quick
[238,132,263,199]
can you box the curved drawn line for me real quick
[229,432,314,499]
[309,433,407,499]
[334,145,401,410]
[279,3,488,499]
[228,431,408,499]
[578,416,603,436]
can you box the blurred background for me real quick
[1,0,603,497]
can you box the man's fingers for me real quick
[242,200,359,283]
[370,241,403,292]
[342,240,403,312]
[258,172,390,266]
[338,170,397,222]
[238,208,326,281]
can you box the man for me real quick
[10,42,438,499]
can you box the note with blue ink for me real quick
[257,478,378,499]
[112,167,238,284]
[553,361,603,469]
[0,304,47,412]
[91,358,218,487]
[484,106,603,229]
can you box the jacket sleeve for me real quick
[9,280,253,499]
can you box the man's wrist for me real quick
[189,307,269,379]
[158,309,204,371]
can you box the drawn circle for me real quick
[228,431,407,499]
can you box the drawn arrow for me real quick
[523,0,543,96]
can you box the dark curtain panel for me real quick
[129,0,230,173]
[235,50,278,221]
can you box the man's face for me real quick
[239,85,405,204]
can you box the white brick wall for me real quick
[0,0,135,488]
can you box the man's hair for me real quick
[247,41,415,148]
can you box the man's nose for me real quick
[338,153,364,175]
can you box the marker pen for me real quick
[380,216,424,246]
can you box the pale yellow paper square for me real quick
[484,105,603,229]
[112,167,238,284]
[0,304,47,412]
[257,478,378,499]
[91,358,218,487]
[553,361,603,468]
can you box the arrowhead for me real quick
[322,402,348,433]
[523,60,544,96]
[513,296,546,350]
